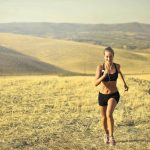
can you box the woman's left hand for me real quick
[124,84,129,91]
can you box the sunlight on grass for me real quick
[0,75,149,149]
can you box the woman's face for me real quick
[104,51,114,64]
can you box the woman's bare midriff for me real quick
[100,81,118,94]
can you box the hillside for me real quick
[0,33,149,75]
[0,46,75,75]
[0,22,150,49]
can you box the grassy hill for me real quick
[0,33,149,75]
[0,46,76,75]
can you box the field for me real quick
[0,31,150,150]
[0,75,150,150]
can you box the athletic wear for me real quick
[98,91,120,106]
[109,136,116,146]
[101,63,118,82]
[104,134,109,144]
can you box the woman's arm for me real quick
[117,64,128,91]
[95,65,108,86]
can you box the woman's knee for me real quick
[106,112,113,119]
[101,115,107,121]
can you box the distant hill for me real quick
[0,22,150,49]
[0,46,76,75]
[0,33,149,75]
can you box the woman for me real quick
[95,47,128,146]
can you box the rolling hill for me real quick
[0,33,149,75]
[0,22,150,49]
[0,46,76,75]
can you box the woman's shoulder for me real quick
[114,62,121,72]
[97,63,104,70]
[114,62,120,67]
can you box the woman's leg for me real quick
[106,98,117,137]
[100,106,109,134]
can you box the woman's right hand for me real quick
[103,68,109,77]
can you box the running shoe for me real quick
[109,136,116,146]
[104,134,109,144]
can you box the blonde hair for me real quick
[104,47,114,56]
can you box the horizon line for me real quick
[0,21,150,25]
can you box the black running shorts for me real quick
[98,91,120,106]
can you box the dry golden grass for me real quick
[0,33,103,74]
[0,75,149,150]
[0,33,150,74]
[126,74,150,81]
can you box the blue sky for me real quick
[0,0,149,24]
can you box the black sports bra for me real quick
[101,63,118,82]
